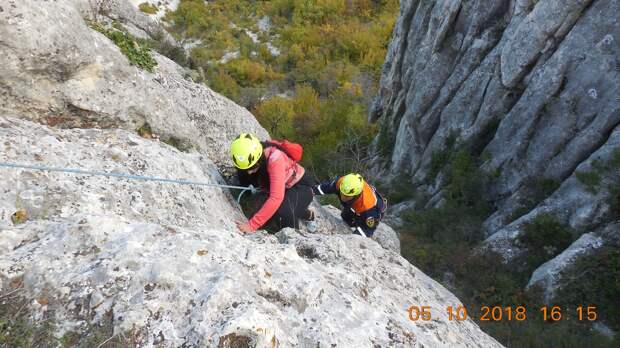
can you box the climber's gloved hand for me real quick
[236,220,254,233]
[351,226,367,237]
[311,185,323,195]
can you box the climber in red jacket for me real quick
[231,133,315,233]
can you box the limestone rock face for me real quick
[0,117,242,233]
[313,204,401,254]
[526,221,619,303]
[526,232,604,302]
[371,0,619,299]
[0,0,268,172]
[0,117,500,347]
[127,0,180,19]
[75,0,175,40]
[484,126,620,260]
[0,0,500,346]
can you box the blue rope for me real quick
[0,162,259,203]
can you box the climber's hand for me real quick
[236,220,253,233]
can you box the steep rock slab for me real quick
[0,117,500,347]
[526,221,619,304]
[0,116,243,232]
[75,0,177,41]
[0,0,268,171]
[526,232,604,302]
[1,220,502,347]
[314,204,402,254]
[484,124,620,259]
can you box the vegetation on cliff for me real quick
[164,0,398,178]
[398,144,618,347]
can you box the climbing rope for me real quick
[0,162,259,203]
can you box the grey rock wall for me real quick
[371,0,619,299]
[526,232,604,302]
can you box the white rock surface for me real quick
[220,51,242,64]
[314,205,401,254]
[257,16,271,32]
[0,116,242,232]
[0,116,500,347]
[526,233,604,302]
[0,0,268,172]
[129,0,180,19]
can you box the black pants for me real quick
[271,173,315,230]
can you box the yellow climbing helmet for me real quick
[340,173,364,196]
[230,133,263,169]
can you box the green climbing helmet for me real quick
[340,173,364,196]
[230,133,263,169]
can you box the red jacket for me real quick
[248,147,305,230]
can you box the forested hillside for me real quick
[162,0,398,178]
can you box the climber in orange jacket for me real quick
[312,173,386,237]
[231,133,315,232]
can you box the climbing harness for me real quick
[0,162,259,203]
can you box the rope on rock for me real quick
[0,162,259,203]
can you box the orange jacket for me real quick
[313,176,385,237]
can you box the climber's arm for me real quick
[313,177,340,195]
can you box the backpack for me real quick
[266,139,303,162]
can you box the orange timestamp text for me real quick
[407,305,598,322]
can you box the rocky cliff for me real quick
[370,0,619,300]
[0,0,499,346]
